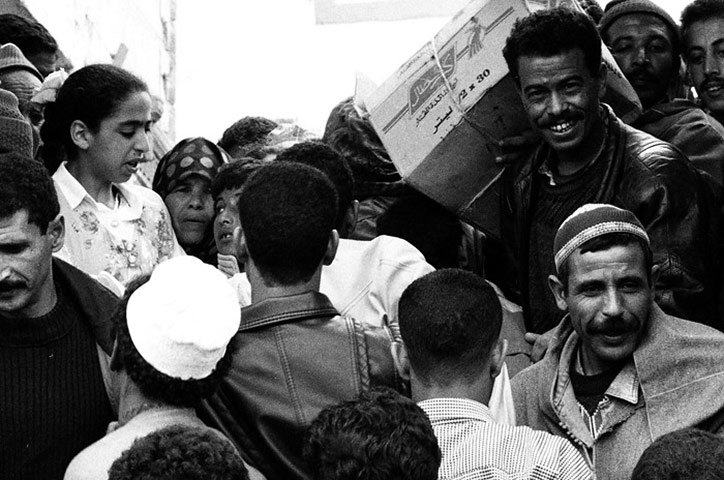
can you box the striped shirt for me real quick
[419,398,592,480]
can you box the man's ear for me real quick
[390,340,411,382]
[651,263,661,288]
[70,120,92,150]
[233,226,248,263]
[548,274,569,312]
[489,338,507,380]
[322,229,339,266]
[47,214,65,252]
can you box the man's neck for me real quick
[411,373,492,406]
[247,258,323,304]
[116,375,172,427]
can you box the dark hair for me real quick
[211,158,267,200]
[0,152,58,233]
[217,116,278,159]
[681,0,724,45]
[503,7,603,85]
[398,269,502,385]
[239,162,338,285]
[0,14,57,57]
[276,140,355,231]
[108,425,249,480]
[579,0,604,24]
[631,428,724,480]
[322,97,400,186]
[558,232,653,290]
[376,193,462,269]
[40,63,148,173]
[303,388,441,480]
[112,275,232,407]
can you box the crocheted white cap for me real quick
[554,203,649,273]
[126,256,241,380]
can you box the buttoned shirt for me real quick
[419,398,592,479]
[53,163,184,285]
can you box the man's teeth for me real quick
[705,84,723,93]
[550,121,573,133]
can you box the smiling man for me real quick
[599,0,724,185]
[681,1,724,123]
[500,7,721,334]
[512,204,724,479]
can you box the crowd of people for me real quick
[6,0,724,479]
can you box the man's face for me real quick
[550,243,652,375]
[213,187,243,256]
[0,210,63,319]
[685,17,724,118]
[517,48,603,162]
[606,13,677,109]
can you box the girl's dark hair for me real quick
[40,63,148,173]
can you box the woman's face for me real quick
[83,91,153,185]
[164,175,214,248]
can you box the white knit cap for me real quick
[126,256,241,380]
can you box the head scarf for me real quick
[153,137,230,264]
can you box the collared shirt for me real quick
[53,163,184,285]
[419,398,592,480]
[575,361,639,441]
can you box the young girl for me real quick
[41,64,183,285]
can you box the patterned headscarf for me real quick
[153,137,230,265]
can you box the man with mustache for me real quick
[599,0,724,185]
[681,1,724,131]
[512,203,724,479]
[500,7,720,335]
[0,153,118,479]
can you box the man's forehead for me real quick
[685,17,724,46]
[0,210,40,237]
[517,50,589,84]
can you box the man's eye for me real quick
[120,131,135,139]
[688,53,704,65]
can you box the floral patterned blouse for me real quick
[53,163,184,285]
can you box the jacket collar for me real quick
[239,291,339,331]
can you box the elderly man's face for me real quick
[605,13,677,109]
[517,48,604,165]
[0,210,63,319]
[684,17,724,119]
[549,243,652,375]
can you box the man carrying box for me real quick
[499,6,721,334]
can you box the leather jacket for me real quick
[198,291,402,480]
[501,106,722,330]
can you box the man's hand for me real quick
[524,328,556,363]
[496,129,541,165]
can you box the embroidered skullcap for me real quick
[152,137,230,198]
[599,0,680,54]
[0,43,42,80]
[553,203,649,273]
[126,256,241,380]
[0,88,33,158]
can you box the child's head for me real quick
[40,63,151,179]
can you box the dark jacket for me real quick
[501,106,722,331]
[198,291,402,480]
[633,98,724,186]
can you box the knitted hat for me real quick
[152,137,230,198]
[0,43,42,80]
[0,88,33,158]
[599,0,680,54]
[126,256,241,380]
[553,204,649,273]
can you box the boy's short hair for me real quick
[108,425,249,480]
[0,152,59,233]
[238,162,338,285]
[210,158,267,200]
[398,269,502,386]
[303,388,440,480]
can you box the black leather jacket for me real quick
[198,291,402,480]
[501,106,722,331]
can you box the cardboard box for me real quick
[365,0,641,240]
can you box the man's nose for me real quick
[602,288,624,317]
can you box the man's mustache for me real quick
[0,280,26,292]
[587,316,639,336]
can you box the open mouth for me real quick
[549,120,574,134]
[703,82,724,95]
